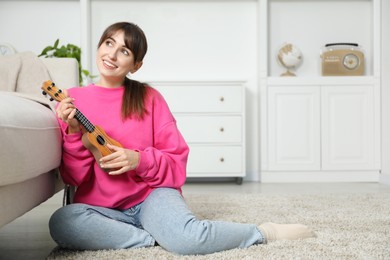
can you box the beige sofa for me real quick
[0,52,79,228]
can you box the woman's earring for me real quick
[126,72,132,79]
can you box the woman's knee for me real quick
[141,188,211,255]
[49,204,83,229]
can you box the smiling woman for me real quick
[48,21,315,255]
[96,28,144,88]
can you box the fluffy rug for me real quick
[47,191,390,259]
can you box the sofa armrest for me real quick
[0,92,62,186]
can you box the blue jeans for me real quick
[49,188,264,255]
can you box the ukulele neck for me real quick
[74,109,95,133]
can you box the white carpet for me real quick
[48,191,390,259]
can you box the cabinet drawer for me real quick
[176,115,242,143]
[187,146,243,173]
[155,85,243,113]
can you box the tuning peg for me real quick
[50,98,54,101]
[42,91,47,96]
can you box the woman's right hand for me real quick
[56,90,81,134]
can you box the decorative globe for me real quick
[277,43,303,76]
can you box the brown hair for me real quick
[98,22,148,120]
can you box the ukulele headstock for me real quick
[41,80,66,102]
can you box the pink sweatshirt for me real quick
[57,84,189,209]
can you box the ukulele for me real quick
[41,80,122,170]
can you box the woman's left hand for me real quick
[99,144,140,175]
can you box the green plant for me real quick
[39,39,95,85]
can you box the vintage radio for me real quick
[320,43,365,76]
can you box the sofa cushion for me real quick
[40,57,79,89]
[0,52,51,95]
[0,92,61,186]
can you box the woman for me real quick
[49,22,315,255]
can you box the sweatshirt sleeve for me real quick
[58,117,95,186]
[135,90,189,188]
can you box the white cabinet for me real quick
[268,84,376,174]
[152,82,246,183]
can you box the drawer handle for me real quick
[220,96,225,102]
[219,157,225,162]
[219,127,224,132]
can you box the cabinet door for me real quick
[268,86,321,170]
[321,85,375,170]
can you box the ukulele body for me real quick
[81,125,123,161]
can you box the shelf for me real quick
[261,0,379,78]
[267,76,376,86]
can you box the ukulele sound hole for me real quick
[97,135,106,146]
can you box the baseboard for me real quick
[261,171,380,183]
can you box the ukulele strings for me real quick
[77,110,116,154]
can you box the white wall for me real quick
[0,1,80,55]
[88,1,257,81]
